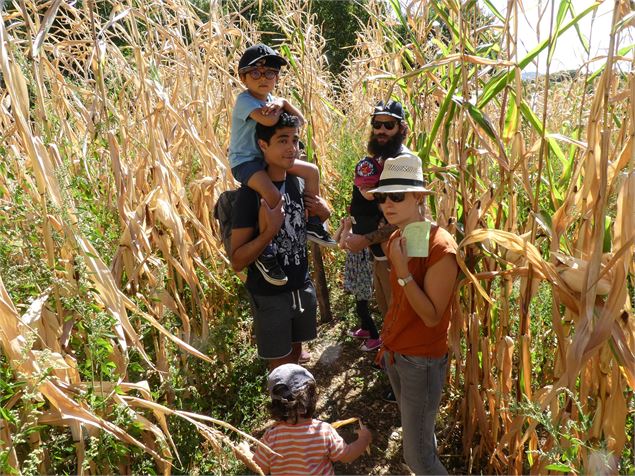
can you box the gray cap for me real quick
[267,364,315,400]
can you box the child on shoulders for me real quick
[229,43,335,287]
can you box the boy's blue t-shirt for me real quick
[228,90,273,170]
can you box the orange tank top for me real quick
[378,224,458,361]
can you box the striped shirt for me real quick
[253,419,348,475]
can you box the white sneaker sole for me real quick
[254,260,288,286]
[307,232,337,248]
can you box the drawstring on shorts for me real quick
[291,289,304,313]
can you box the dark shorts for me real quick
[250,283,318,360]
[232,159,265,185]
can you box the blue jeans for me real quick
[384,352,448,475]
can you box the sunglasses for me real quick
[371,120,398,131]
[375,192,406,204]
[247,69,279,80]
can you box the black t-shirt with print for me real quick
[231,175,310,295]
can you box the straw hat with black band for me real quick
[369,153,432,195]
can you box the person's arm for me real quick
[288,160,319,197]
[280,98,306,125]
[230,198,284,271]
[388,237,458,327]
[344,223,397,252]
[303,194,331,222]
[256,97,306,126]
[248,106,283,126]
[235,93,281,127]
[337,423,372,464]
[364,223,398,245]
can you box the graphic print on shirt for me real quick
[272,191,306,266]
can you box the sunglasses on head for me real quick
[246,68,279,80]
[371,120,398,131]
[375,192,406,204]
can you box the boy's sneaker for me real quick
[306,222,337,248]
[382,389,397,403]
[254,255,288,286]
[347,328,371,339]
[360,338,382,352]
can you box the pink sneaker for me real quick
[298,350,311,363]
[360,338,382,352]
[347,328,371,339]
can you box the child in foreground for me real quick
[229,43,335,287]
[253,364,372,475]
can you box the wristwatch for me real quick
[397,274,414,287]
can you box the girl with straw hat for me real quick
[370,152,458,475]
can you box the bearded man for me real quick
[343,100,412,321]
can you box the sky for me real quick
[478,0,629,73]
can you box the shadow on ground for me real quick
[300,316,467,476]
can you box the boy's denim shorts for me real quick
[250,283,317,359]
[231,159,265,185]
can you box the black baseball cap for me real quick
[238,43,288,72]
[371,100,405,120]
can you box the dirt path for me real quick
[301,315,468,475]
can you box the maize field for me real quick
[0,0,633,474]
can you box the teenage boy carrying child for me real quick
[229,43,335,286]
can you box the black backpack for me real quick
[212,175,304,256]
[213,189,239,256]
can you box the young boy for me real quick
[229,43,335,286]
[253,364,372,475]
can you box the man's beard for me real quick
[367,130,405,158]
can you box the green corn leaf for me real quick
[558,128,582,188]
[503,99,518,142]
[547,0,573,65]
[478,2,601,108]
[545,463,573,472]
[441,101,456,161]
[318,96,345,119]
[481,0,505,22]
[0,406,17,425]
[422,72,461,160]
[516,94,567,167]
[567,2,590,54]
[431,38,450,56]
[534,211,554,239]
[452,96,499,142]
[388,0,408,30]
[604,215,612,253]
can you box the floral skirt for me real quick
[343,249,374,301]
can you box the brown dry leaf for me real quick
[0,276,169,465]
[553,251,613,295]
[31,0,64,59]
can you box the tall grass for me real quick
[0,0,633,474]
